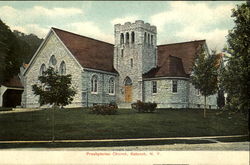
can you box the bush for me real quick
[0,107,13,111]
[131,100,157,113]
[90,102,118,115]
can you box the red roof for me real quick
[143,55,188,78]
[2,76,23,88]
[52,28,117,73]
[52,28,205,78]
[157,40,205,74]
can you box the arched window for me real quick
[151,35,153,45]
[59,61,66,75]
[109,77,115,94]
[130,58,133,68]
[124,76,132,86]
[144,32,147,43]
[39,64,46,76]
[148,33,150,45]
[91,75,98,93]
[131,32,135,43]
[126,32,129,44]
[120,33,124,44]
[49,55,57,67]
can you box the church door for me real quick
[124,77,132,103]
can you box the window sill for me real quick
[91,92,98,95]
[152,93,157,95]
[108,93,115,96]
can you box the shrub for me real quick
[90,103,118,115]
[131,100,157,113]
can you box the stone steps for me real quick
[118,103,132,109]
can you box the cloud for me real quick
[176,27,228,51]
[65,22,113,43]
[150,1,234,50]
[111,15,139,25]
[0,5,83,22]
[0,5,83,37]
[150,1,234,32]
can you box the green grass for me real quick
[0,108,248,141]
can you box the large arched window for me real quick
[91,75,98,93]
[125,32,129,44]
[131,31,135,43]
[39,64,46,76]
[120,33,124,44]
[144,32,147,43]
[49,55,57,67]
[109,77,115,94]
[59,61,66,75]
[148,33,150,45]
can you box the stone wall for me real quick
[81,70,117,107]
[114,20,157,103]
[143,78,218,109]
[143,78,189,108]
[188,84,218,109]
[22,31,83,108]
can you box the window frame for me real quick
[172,80,178,93]
[59,61,66,75]
[108,77,115,95]
[49,55,57,67]
[39,64,46,76]
[152,81,157,94]
[91,75,98,94]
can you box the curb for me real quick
[0,135,248,144]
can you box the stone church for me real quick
[21,20,218,109]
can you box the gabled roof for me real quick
[2,76,23,88]
[158,40,205,74]
[143,55,188,78]
[144,40,205,78]
[52,28,117,73]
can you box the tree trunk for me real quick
[52,106,55,142]
[204,96,207,118]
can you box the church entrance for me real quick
[124,77,132,103]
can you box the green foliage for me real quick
[0,19,22,83]
[191,48,219,117]
[32,67,76,107]
[217,89,225,109]
[221,3,250,114]
[131,100,157,113]
[191,49,218,97]
[90,103,118,115]
[13,30,43,63]
[0,19,43,84]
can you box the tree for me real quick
[32,67,76,107]
[191,48,219,118]
[0,19,23,83]
[32,67,76,142]
[217,89,225,109]
[221,3,250,116]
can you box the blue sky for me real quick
[0,1,244,51]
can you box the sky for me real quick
[0,1,244,52]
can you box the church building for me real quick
[21,20,218,109]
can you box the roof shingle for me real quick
[52,28,117,73]
[2,76,23,88]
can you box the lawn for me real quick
[0,108,248,141]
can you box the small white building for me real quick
[21,20,218,109]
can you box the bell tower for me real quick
[113,20,157,103]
